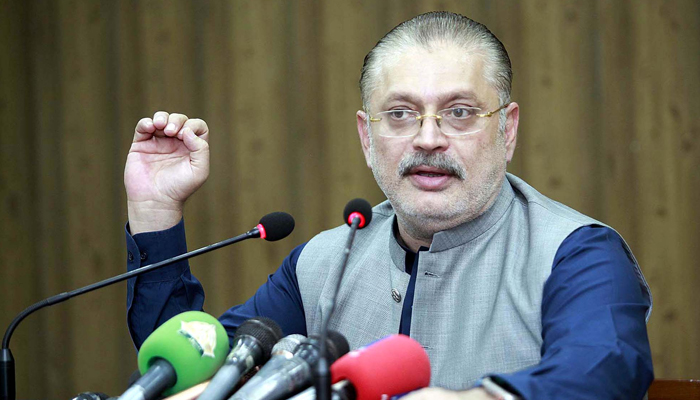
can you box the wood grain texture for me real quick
[0,1,43,397]
[0,1,698,398]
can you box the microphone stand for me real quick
[1,227,263,400]
[314,217,360,400]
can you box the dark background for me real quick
[1,0,698,398]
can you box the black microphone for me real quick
[229,331,350,400]
[71,392,111,400]
[0,212,294,400]
[256,212,296,241]
[198,317,283,400]
[315,199,372,400]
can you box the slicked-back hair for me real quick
[359,11,512,116]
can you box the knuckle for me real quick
[192,119,209,130]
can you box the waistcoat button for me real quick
[391,288,401,303]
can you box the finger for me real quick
[164,113,189,137]
[152,111,170,131]
[183,128,210,178]
[179,118,209,142]
[133,118,155,142]
[182,127,209,155]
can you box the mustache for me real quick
[397,152,467,180]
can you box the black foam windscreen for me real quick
[324,330,350,363]
[343,198,373,228]
[233,316,283,356]
[258,212,295,241]
[71,392,111,400]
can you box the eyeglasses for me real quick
[368,103,509,138]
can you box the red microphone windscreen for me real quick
[330,334,430,400]
[343,198,372,228]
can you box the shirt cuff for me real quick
[125,218,189,283]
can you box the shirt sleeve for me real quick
[488,225,654,399]
[125,219,307,350]
[218,244,308,346]
[126,219,205,349]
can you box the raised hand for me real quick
[124,111,210,234]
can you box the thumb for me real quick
[183,128,209,169]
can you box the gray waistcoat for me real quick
[295,173,651,389]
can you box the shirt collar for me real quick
[430,177,515,252]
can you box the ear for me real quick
[356,110,372,168]
[504,102,519,163]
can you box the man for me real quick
[124,12,653,399]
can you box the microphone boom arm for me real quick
[1,227,261,400]
[315,217,361,400]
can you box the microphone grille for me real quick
[271,334,306,356]
[343,198,373,228]
[258,212,295,241]
[233,316,283,356]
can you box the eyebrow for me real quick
[381,90,482,108]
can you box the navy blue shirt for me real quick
[125,220,653,399]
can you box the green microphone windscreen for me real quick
[137,311,229,395]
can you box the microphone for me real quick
[222,334,303,399]
[71,392,111,400]
[290,335,431,400]
[229,331,350,400]
[256,212,295,241]
[118,311,229,400]
[289,381,354,400]
[316,199,373,400]
[161,334,307,400]
[271,334,306,358]
[331,334,430,399]
[197,317,283,400]
[1,212,293,400]
[343,198,373,228]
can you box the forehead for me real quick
[372,44,497,109]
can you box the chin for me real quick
[395,196,468,225]
[390,188,490,233]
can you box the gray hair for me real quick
[359,11,512,116]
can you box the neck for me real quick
[396,219,433,252]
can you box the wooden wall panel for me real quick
[28,1,74,396]
[628,1,700,379]
[0,1,43,397]
[0,1,698,398]
[56,0,135,392]
[320,0,388,212]
[225,1,297,304]
[191,0,237,317]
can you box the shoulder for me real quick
[507,173,601,228]
[301,200,395,251]
[546,225,652,319]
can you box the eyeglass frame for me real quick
[368,102,510,138]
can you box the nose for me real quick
[412,115,449,152]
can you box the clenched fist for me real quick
[125,111,210,234]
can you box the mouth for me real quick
[406,166,454,190]
[410,166,451,177]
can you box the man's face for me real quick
[357,44,519,237]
